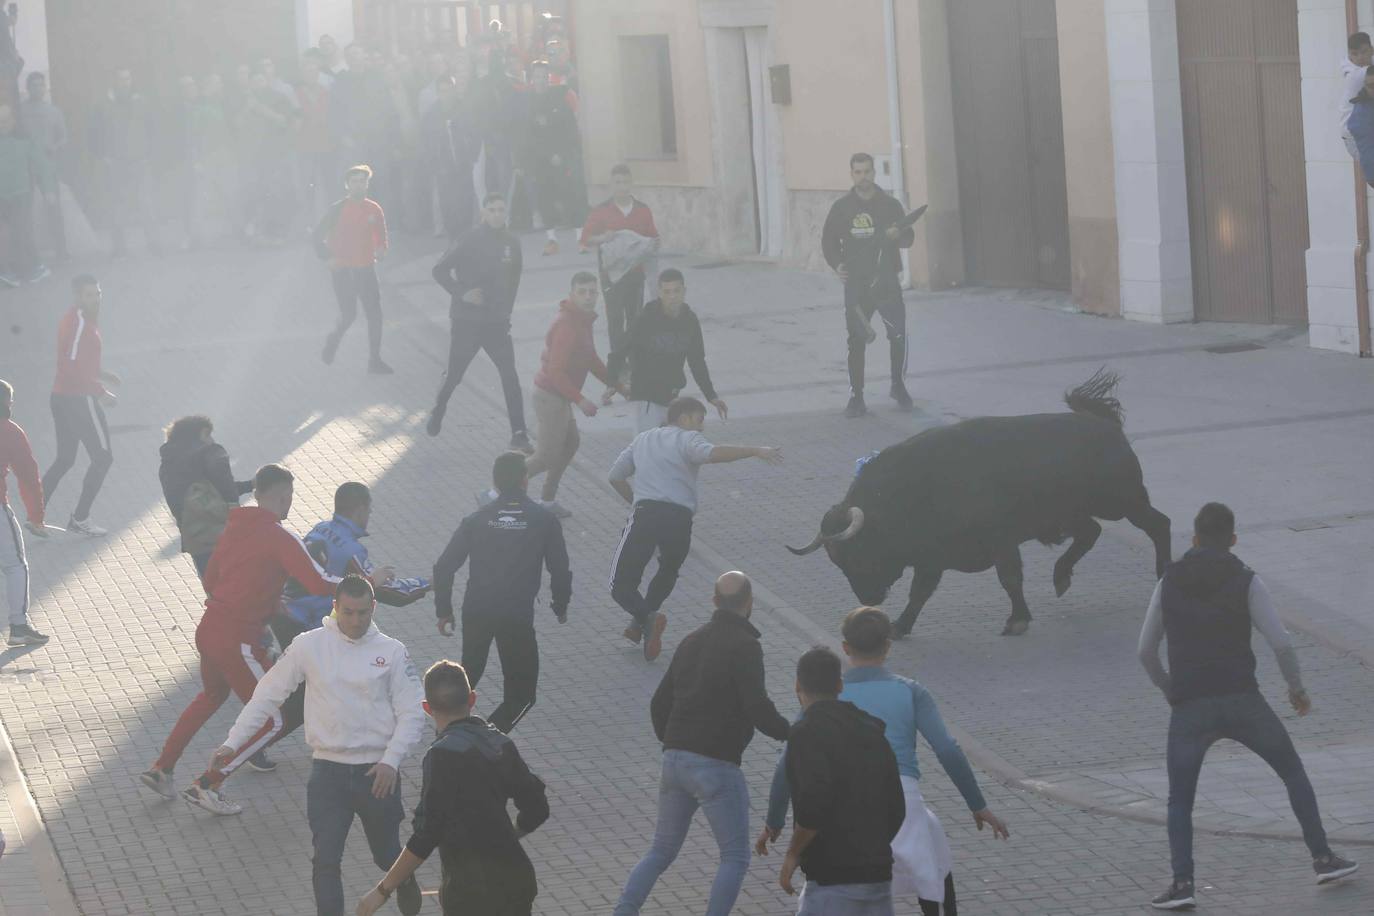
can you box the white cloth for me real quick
[608,425,715,513]
[1340,57,1366,141]
[0,506,29,627]
[224,617,426,770]
[600,229,659,286]
[890,775,954,901]
[632,400,668,434]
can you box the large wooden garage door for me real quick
[948,0,1070,290]
[1178,0,1308,323]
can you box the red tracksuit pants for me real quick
[153,624,303,783]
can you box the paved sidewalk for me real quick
[0,233,1371,914]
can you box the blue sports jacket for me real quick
[284,515,370,628]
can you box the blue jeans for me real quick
[614,750,750,916]
[1166,692,1330,881]
[306,759,404,916]
[798,881,894,915]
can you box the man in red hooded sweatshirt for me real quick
[0,379,51,647]
[140,464,342,816]
[514,271,624,518]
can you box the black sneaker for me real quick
[396,875,422,916]
[890,384,914,412]
[6,624,50,647]
[426,406,444,437]
[245,750,277,773]
[510,431,533,454]
[843,395,867,419]
[321,333,340,365]
[1150,879,1195,909]
[368,358,395,375]
[1314,853,1359,884]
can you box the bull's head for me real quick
[787,504,904,606]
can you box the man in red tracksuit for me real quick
[0,379,51,647]
[315,164,391,374]
[140,464,342,816]
[580,163,659,362]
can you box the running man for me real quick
[140,464,342,816]
[1139,502,1358,909]
[821,152,915,418]
[427,192,529,449]
[604,268,726,434]
[0,380,51,647]
[607,397,782,661]
[358,660,550,916]
[42,274,118,536]
[761,608,1009,914]
[216,575,425,916]
[433,452,570,733]
[315,165,391,374]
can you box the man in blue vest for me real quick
[1138,502,1358,910]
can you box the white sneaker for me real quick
[181,783,242,816]
[540,500,572,519]
[139,768,177,800]
[67,517,108,537]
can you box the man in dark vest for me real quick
[1138,502,1358,910]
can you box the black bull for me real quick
[788,374,1171,636]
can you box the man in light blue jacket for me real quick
[1347,66,1374,186]
[758,608,1009,915]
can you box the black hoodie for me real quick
[785,698,905,886]
[1160,547,1258,703]
[158,438,252,523]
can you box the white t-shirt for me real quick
[608,426,715,513]
[1340,57,1365,139]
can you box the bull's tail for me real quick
[1064,368,1124,426]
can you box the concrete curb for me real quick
[0,720,82,915]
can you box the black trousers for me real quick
[435,315,527,436]
[42,393,113,522]
[610,500,693,630]
[439,851,536,916]
[844,275,908,397]
[328,266,383,361]
[602,270,645,364]
[461,612,539,733]
[530,160,582,231]
[0,193,39,277]
[437,164,476,240]
[919,873,958,915]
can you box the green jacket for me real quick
[0,133,54,200]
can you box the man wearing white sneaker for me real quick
[0,380,52,647]
[42,275,118,536]
[216,575,425,916]
[434,452,570,734]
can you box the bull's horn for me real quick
[786,531,826,556]
[829,507,865,542]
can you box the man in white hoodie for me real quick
[214,574,426,916]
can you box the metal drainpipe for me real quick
[1349,0,1373,356]
[882,0,910,286]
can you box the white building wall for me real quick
[298,0,356,50]
[14,0,50,83]
[1301,0,1371,354]
[1105,0,1193,324]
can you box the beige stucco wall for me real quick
[1056,0,1120,315]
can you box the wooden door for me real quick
[1178,0,1308,323]
[948,0,1070,290]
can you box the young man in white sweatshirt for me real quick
[213,574,426,916]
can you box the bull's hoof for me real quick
[1053,572,1072,598]
[1001,619,1029,636]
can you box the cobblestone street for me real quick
[1,232,1373,915]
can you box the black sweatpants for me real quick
[461,611,539,734]
[0,193,39,277]
[42,393,113,522]
[328,266,383,361]
[434,314,527,436]
[610,500,694,630]
[919,873,958,915]
[844,274,908,398]
[602,269,645,365]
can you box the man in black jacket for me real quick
[781,646,905,915]
[359,659,549,916]
[821,152,915,418]
[427,192,530,451]
[603,269,727,433]
[432,452,569,733]
[614,571,791,915]
[157,415,254,579]
[1138,502,1358,910]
